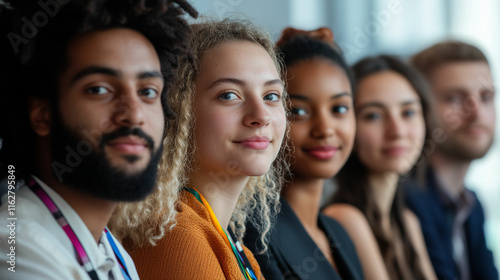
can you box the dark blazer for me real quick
[244,199,364,280]
[404,169,498,280]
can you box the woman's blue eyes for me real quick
[219,92,238,100]
[264,93,280,101]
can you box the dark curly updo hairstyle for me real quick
[276,27,354,93]
[0,0,197,180]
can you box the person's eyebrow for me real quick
[207,78,284,90]
[290,92,351,101]
[401,100,419,106]
[357,99,419,111]
[207,78,245,89]
[289,94,309,101]
[265,79,285,88]
[70,66,121,85]
[356,101,385,111]
[331,92,351,99]
[137,71,164,81]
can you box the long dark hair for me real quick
[329,55,432,280]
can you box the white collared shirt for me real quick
[0,176,140,280]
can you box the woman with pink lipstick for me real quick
[323,56,437,280]
[110,19,289,279]
[244,28,364,280]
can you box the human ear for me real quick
[28,97,52,136]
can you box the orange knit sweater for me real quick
[127,192,264,280]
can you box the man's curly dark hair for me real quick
[0,0,197,179]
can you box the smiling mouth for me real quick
[304,146,339,160]
[235,136,271,150]
[382,147,406,156]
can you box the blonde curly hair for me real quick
[109,18,290,251]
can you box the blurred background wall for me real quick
[188,0,500,270]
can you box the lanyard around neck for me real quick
[183,187,257,280]
[28,177,131,280]
[104,228,132,280]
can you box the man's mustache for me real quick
[100,127,155,151]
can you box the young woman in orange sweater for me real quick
[110,19,289,279]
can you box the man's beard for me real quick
[437,138,492,161]
[49,117,163,202]
[437,127,494,162]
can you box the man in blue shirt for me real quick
[405,41,498,280]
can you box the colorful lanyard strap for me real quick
[183,187,258,280]
[104,228,132,280]
[27,177,131,280]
